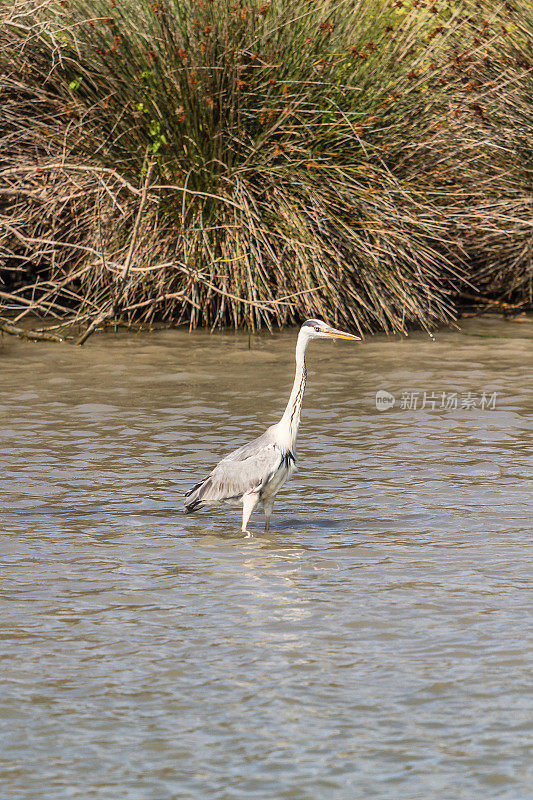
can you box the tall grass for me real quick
[0,0,531,337]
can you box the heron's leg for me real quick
[242,493,259,534]
[263,498,274,532]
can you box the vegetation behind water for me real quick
[0,0,531,339]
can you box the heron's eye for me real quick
[314,326,321,332]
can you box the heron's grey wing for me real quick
[219,428,276,463]
[184,440,282,511]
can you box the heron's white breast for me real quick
[261,460,296,500]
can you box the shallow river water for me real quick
[1,317,532,800]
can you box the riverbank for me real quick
[1,0,531,341]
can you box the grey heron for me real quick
[184,319,360,533]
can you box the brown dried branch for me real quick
[75,157,156,345]
[0,316,63,342]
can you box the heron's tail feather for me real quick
[184,499,202,514]
[184,476,212,513]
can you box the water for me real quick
[1,317,532,800]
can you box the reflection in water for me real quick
[1,318,532,799]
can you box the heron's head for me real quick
[300,319,361,342]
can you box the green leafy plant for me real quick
[69,76,83,91]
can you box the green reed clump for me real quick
[0,0,531,336]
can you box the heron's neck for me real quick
[279,332,308,450]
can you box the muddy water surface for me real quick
[1,318,532,799]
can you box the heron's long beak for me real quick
[325,327,361,341]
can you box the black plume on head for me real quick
[301,318,326,328]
